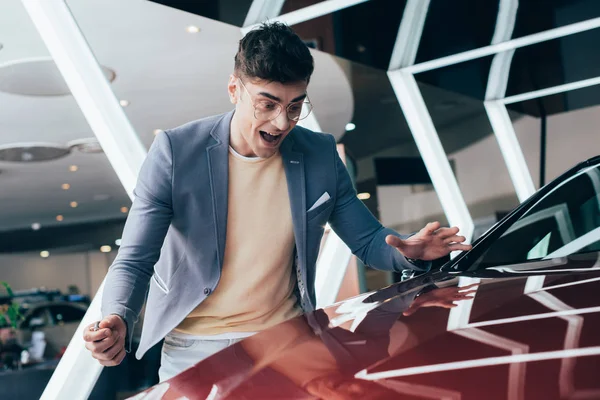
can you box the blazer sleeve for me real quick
[101,131,174,351]
[326,135,430,273]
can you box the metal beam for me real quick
[484,101,536,201]
[388,0,430,70]
[402,17,600,74]
[502,75,600,104]
[388,0,473,243]
[242,0,370,34]
[482,0,535,203]
[20,0,147,398]
[243,0,286,27]
[388,70,474,241]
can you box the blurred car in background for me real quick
[15,301,87,359]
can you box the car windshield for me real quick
[452,161,600,273]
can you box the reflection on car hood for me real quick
[131,252,600,399]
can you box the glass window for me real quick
[466,164,600,271]
[48,305,86,325]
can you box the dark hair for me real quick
[234,22,314,84]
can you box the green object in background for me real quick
[0,282,23,329]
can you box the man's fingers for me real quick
[94,337,124,362]
[449,244,472,252]
[85,332,118,354]
[99,346,126,367]
[435,226,459,238]
[83,326,111,343]
[444,235,466,244]
[99,315,123,331]
[424,221,441,234]
[385,235,405,248]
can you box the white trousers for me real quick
[158,331,254,382]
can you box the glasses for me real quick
[238,78,313,122]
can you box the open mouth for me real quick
[259,130,283,146]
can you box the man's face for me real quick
[228,75,309,158]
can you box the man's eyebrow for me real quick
[258,92,307,103]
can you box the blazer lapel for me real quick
[280,133,307,293]
[206,111,233,269]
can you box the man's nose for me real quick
[272,110,290,131]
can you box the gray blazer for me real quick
[102,110,424,359]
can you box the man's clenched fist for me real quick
[83,314,127,366]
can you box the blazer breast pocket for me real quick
[306,197,333,223]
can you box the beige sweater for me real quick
[175,147,302,335]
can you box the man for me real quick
[83,22,471,381]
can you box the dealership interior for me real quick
[1,0,600,399]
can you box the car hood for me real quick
[131,251,600,399]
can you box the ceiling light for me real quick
[115,239,122,246]
[345,123,356,131]
[357,192,371,200]
[100,245,112,253]
[186,25,200,33]
[70,201,78,208]
[62,183,70,190]
[120,206,129,213]
[69,165,78,172]
[153,129,162,136]
[56,215,64,222]
[31,222,41,231]
[40,251,50,258]
[119,99,130,107]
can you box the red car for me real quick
[130,156,600,400]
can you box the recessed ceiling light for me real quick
[357,192,371,200]
[56,215,64,222]
[153,129,163,136]
[120,206,129,213]
[115,238,122,246]
[345,123,356,131]
[186,25,200,33]
[70,201,78,208]
[100,245,112,253]
[40,250,50,258]
[119,99,130,107]
[31,222,41,231]
[69,165,78,172]
[62,183,70,190]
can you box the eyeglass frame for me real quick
[236,77,313,122]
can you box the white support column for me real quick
[20,0,146,199]
[20,1,147,399]
[405,17,600,74]
[388,70,474,241]
[388,0,474,242]
[388,0,430,71]
[482,0,536,202]
[502,76,600,104]
[242,0,370,34]
[484,101,535,201]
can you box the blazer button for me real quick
[204,288,212,296]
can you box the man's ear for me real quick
[228,75,239,104]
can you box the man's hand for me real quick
[83,314,127,367]
[385,221,472,261]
